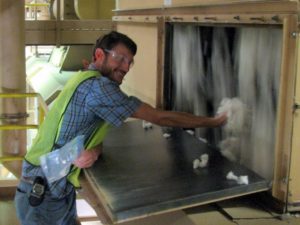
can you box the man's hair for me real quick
[92,31,137,59]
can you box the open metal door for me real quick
[84,120,269,224]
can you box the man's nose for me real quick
[121,60,131,72]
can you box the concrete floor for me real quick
[2,195,300,225]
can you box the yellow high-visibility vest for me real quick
[25,70,110,187]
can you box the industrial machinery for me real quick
[1,0,300,224]
[111,0,300,217]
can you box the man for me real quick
[15,31,227,225]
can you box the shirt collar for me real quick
[87,63,118,85]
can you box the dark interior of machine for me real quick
[163,23,282,180]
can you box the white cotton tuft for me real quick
[219,137,240,162]
[198,137,208,144]
[193,159,201,169]
[216,97,248,134]
[142,120,153,130]
[193,153,209,169]
[237,175,249,185]
[163,133,171,138]
[226,171,238,180]
[198,154,209,168]
[186,129,195,136]
[226,171,249,185]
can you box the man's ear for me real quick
[94,48,105,61]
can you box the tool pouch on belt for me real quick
[22,161,74,201]
[29,176,46,207]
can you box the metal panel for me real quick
[117,23,158,106]
[85,120,269,223]
[114,1,298,16]
[115,0,295,11]
[25,20,114,45]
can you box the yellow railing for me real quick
[25,3,50,7]
[0,93,48,163]
[25,2,50,21]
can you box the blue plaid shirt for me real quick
[55,70,142,148]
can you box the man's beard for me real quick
[99,59,113,78]
[100,67,112,78]
[98,59,125,85]
[99,64,123,85]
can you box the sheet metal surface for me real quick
[86,120,270,222]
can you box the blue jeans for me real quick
[14,180,77,225]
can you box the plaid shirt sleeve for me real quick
[86,76,142,127]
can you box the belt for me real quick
[21,176,35,185]
[21,176,49,191]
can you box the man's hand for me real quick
[73,145,102,168]
[213,112,228,127]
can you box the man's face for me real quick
[97,44,134,85]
